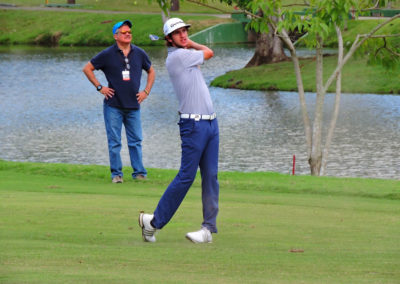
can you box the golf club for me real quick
[149,34,164,41]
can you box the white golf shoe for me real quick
[138,212,157,242]
[186,227,212,243]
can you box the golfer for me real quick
[83,20,155,183]
[139,18,219,243]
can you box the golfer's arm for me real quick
[82,61,101,87]
[187,40,214,60]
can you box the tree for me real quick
[244,11,288,67]
[243,0,399,175]
[226,0,288,66]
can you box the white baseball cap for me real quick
[163,18,191,36]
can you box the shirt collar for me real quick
[114,43,135,54]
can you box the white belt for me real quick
[180,113,217,121]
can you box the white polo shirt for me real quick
[166,47,215,115]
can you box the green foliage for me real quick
[235,0,362,47]
[276,0,359,47]
[218,0,399,65]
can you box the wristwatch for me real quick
[96,85,103,92]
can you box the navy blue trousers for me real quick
[153,118,219,233]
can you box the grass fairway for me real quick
[1,160,399,283]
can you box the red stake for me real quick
[292,155,296,175]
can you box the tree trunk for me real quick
[321,25,344,175]
[280,28,312,157]
[246,27,287,67]
[309,156,322,176]
[161,11,169,23]
[170,0,179,11]
[309,35,325,176]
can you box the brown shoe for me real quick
[112,176,123,183]
[135,174,147,180]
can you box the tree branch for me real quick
[360,33,400,38]
[241,8,261,19]
[375,37,387,57]
[387,46,400,57]
[282,3,309,8]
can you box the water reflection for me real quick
[0,45,399,179]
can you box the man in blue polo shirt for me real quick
[139,18,219,243]
[83,20,155,183]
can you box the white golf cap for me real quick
[163,18,191,36]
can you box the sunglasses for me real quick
[124,57,130,70]
[119,30,132,35]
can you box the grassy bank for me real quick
[1,160,400,283]
[0,9,231,46]
[211,55,400,94]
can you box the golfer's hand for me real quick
[100,87,115,100]
[136,91,148,104]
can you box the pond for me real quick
[0,45,399,179]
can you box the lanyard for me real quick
[118,48,131,71]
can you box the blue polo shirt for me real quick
[91,43,151,109]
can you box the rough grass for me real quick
[1,160,400,283]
